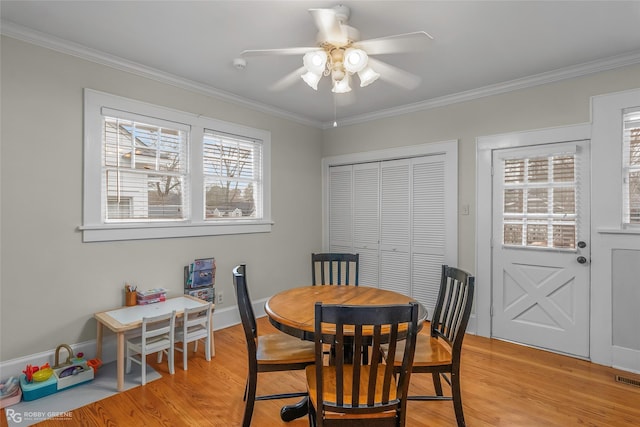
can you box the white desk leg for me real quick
[210,316,215,357]
[117,332,125,391]
[96,322,103,360]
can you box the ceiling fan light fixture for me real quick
[343,48,368,73]
[301,71,322,90]
[357,66,380,87]
[331,76,351,93]
[303,51,327,74]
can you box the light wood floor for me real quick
[3,317,640,426]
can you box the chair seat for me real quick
[390,333,452,367]
[305,365,398,420]
[256,333,315,364]
[127,335,172,354]
[175,325,208,340]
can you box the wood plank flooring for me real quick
[3,317,640,426]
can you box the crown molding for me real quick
[324,49,640,129]
[3,20,639,131]
[0,20,323,129]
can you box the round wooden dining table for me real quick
[264,285,427,422]
[265,285,428,341]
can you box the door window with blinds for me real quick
[501,149,579,249]
[83,89,271,242]
[623,107,640,225]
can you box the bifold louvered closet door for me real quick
[328,154,446,319]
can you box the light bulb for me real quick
[303,51,327,74]
[343,48,368,73]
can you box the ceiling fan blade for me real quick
[309,8,347,45]
[367,57,422,90]
[268,66,306,91]
[241,47,320,57]
[353,31,433,55]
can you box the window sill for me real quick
[79,221,274,242]
[597,227,640,236]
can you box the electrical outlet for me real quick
[216,291,223,304]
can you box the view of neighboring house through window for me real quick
[502,152,578,249]
[623,107,640,225]
[104,117,188,221]
[83,89,271,241]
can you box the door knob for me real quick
[577,241,587,248]
[577,256,587,264]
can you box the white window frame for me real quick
[622,107,640,226]
[81,89,271,242]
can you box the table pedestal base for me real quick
[280,396,308,422]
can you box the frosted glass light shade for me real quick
[301,71,322,90]
[357,66,380,87]
[331,76,352,93]
[303,51,328,74]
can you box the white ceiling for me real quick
[2,1,640,128]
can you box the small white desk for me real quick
[94,295,213,391]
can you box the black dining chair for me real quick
[384,265,475,427]
[232,264,316,427]
[311,253,359,286]
[306,301,419,427]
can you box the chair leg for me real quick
[168,348,175,375]
[183,342,188,371]
[451,371,466,427]
[432,372,444,396]
[125,345,132,374]
[205,336,211,361]
[141,353,147,385]
[157,351,163,363]
[242,369,257,427]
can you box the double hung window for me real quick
[623,107,640,225]
[82,89,271,242]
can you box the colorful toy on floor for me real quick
[20,344,95,401]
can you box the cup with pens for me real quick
[124,283,137,306]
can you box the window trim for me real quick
[81,89,272,242]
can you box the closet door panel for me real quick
[329,165,353,249]
[411,155,446,318]
[353,163,380,286]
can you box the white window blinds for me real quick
[623,107,640,225]
[502,148,579,249]
[202,130,263,220]
[102,114,189,222]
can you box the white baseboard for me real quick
[612,345,640,374]
[0,298,268,379]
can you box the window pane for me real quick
[553,223,576,248]
[553,156,575,182]
[203,130,262,221]
[528,157,548,182]
[504,223,523,246]
[502,151,577,249]
[629,170,640,224]
[504,189,523,213]
[504,159,525,184]
[527,188,548,213]
[553,187,575,214]
[205,180,256,219]
[527,222,548,247]
[103,115,187,223]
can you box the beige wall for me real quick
[322,64,640,274]
[0,37,324,361]
[2,34,640,363]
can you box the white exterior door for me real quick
[491,140,590,358]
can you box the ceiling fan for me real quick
[240,4,433,94]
